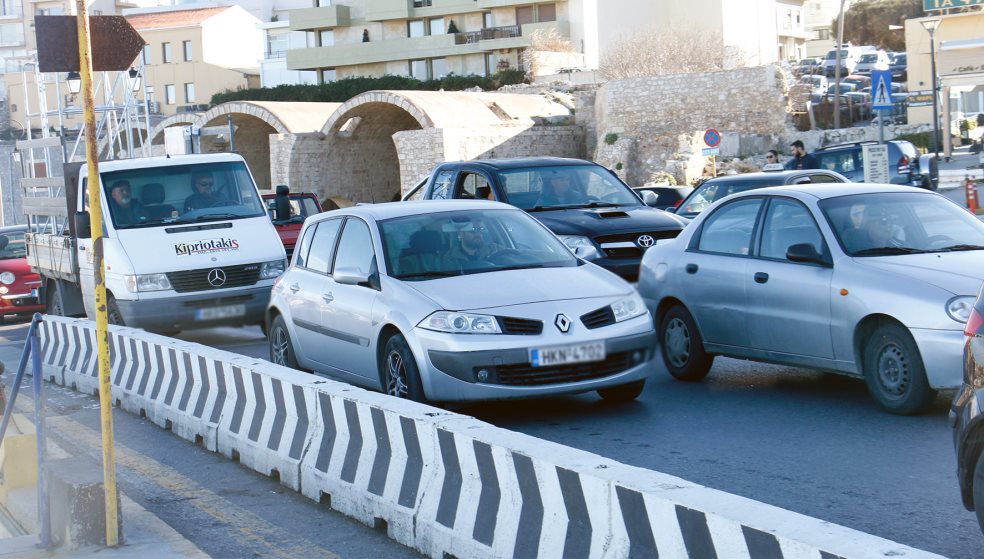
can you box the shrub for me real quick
[604,132,619,145]
[615,162,624,170]
[647,171,677,185]
[895,131,932,152]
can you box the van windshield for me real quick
[99,161,265,229]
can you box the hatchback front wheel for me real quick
[381,334,426,402]
[269,315,301,370]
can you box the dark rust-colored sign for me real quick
[36,15,146,72]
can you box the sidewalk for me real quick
[936,144,983,191]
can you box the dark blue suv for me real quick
[813,140,938,190]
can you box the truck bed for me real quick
[26,233,78,282]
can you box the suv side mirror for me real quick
[75,211,91,239]
[786,243,830,266]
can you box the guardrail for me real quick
[37,316,943,559]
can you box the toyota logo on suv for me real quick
[637,235,656,248]
[207,268,226,287]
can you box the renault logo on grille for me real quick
[207,268,226,287]
[637,235,656,248]
[555,313,571,333]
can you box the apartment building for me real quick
[282,0,804,84]
[802,0,856,58]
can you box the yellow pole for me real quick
[75,3,119,547]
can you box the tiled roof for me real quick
[126,7,229,30]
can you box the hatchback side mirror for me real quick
[333,266,370,286]
[786,243,831,266]
[75,211,91,239]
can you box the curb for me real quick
[36,316,944,559]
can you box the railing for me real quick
[264,50,287,60]
[454,24,521,45]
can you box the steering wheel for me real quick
[486,248,525,265]
[926,235,953,249]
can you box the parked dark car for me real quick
[633,185,692,210]
[951,282,984,534]
[889,53,908,80]
[669,169,847,219]
[410,157,689,281]
[813,140,938,190]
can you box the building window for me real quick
[184,83,195,103]
[146,85,155,104]
[484,53,494,77]
[428,17,444,36]
[319,29,333,46]
[816,28,830,41]
[0,22,24,46]
[316,0,331,6]
[409,59,427,80]
[318,68,337,83]
[431,57,446,79]
[141,44,151,65]
[538,4,556,23]
[162,42,172,63]
[412,0,432,7]
[483,12,493,28]
[305,31,317,47]
[165,84,175,105]
[183,40,192,61]
[408,19,425,38]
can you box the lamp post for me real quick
[920,17,941,161]
[65,71,81,95]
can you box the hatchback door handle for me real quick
[754,272,769,284]
[289,283,300,293]
[685,263,698,274]
[321,293,334,303]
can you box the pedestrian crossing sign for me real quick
[871,70,893,110]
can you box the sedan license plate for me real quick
[196,304,246,321]
[530,342,605,367]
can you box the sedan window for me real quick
[696,198,764,255]
[759,199,825,261]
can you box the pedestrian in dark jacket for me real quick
[273,184,293,221]
[784,140,820,170]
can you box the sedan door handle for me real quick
[289,283,300,293]
[754,272,769,284]
[321,293,334,303]
[685,263,699,274]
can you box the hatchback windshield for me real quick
[0,231,26,259]
[821,193,984,256]
[380,209,579,280]
[494,165,641,210]
[100,161,265,229]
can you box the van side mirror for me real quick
[786,243,830,266]
[75,211,91,239]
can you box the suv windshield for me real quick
[0,231,27,260]
[380,209,578,280]
[495,165,641,210]
[100,161,265,229]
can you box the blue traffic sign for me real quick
[703,129,721,147]
[871,70,894,110]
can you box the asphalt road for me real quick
[171,324,982,559]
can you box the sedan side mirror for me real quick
[786,243,831,266]
[641,191,659,207]
[333,266,370,286]
[75,211,91,239]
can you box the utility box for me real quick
[0,414,38,502]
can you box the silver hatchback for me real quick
[639,184,984,414]
[267,200,656,403]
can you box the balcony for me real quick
[289,4,351,32]
[476,0,539,8]
[365,0,411,22]
[454,24,521,44]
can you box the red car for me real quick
[0,225,44,322]
[261,190,322,258]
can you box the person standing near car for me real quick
[764,150,780,168]
[784,140,820,170]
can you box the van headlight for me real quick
[558,235,601,260]
[946,296,975,323]
[125,273,171,293]
[260,259,286,279]
[611,292,647,322]
[419,311,502,334]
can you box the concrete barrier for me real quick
[37,316,942,559]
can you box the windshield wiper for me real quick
[577,201,622,208]
[526,205,569,212]
[852,246,927,256]
[395,271,459,280]
[931,244,984,252]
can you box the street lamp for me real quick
[65,71,81,95]
[920,17,941,161]
[127,68,141,93]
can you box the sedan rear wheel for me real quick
[269,315,301,370]
[862,323,935,415]
[382,334,426,402]
[659,305,713,381]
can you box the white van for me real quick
[822,44,876,77]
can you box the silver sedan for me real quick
[267,200,656,403]
[639,184,984,414]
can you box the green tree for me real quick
[834,0,924,52]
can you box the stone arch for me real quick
[149,114,197,146]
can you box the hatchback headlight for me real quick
[611,292,647,322]
[0,272,14,285]
[947,296,976,323]
[558,235,601,260]
[125,273,171,293]
[419,311,502,334]
[260,259,287,279]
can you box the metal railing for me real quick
[454,25,521,45]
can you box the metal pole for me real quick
[929,27,940,161]
[228,114,235,152]
[75,2,119,547]
[833,0,846,129]
[30,315,51,548]
[0,319,37,442]
[878,109,885,144]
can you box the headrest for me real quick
[409,229,443,252]
[142,183,165,204]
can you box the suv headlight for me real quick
[125,273,171,293]
[947,296,975,323]
[0,272,15,285]
[558,235,601,260]
[419,311,502,334]
[611,292,647,322]
[260,259,286,279]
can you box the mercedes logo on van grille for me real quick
[637,235,656,248]
[555,313,571,333]
[207,268,226,287]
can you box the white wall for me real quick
[260,59,317,87]
[722,0,780,65]
[201,5,263,70]
[583,0,663,71]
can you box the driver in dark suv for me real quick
[184,171,230,212]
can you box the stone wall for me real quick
[394,128,444,195]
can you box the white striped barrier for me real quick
[38,316,941,559]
